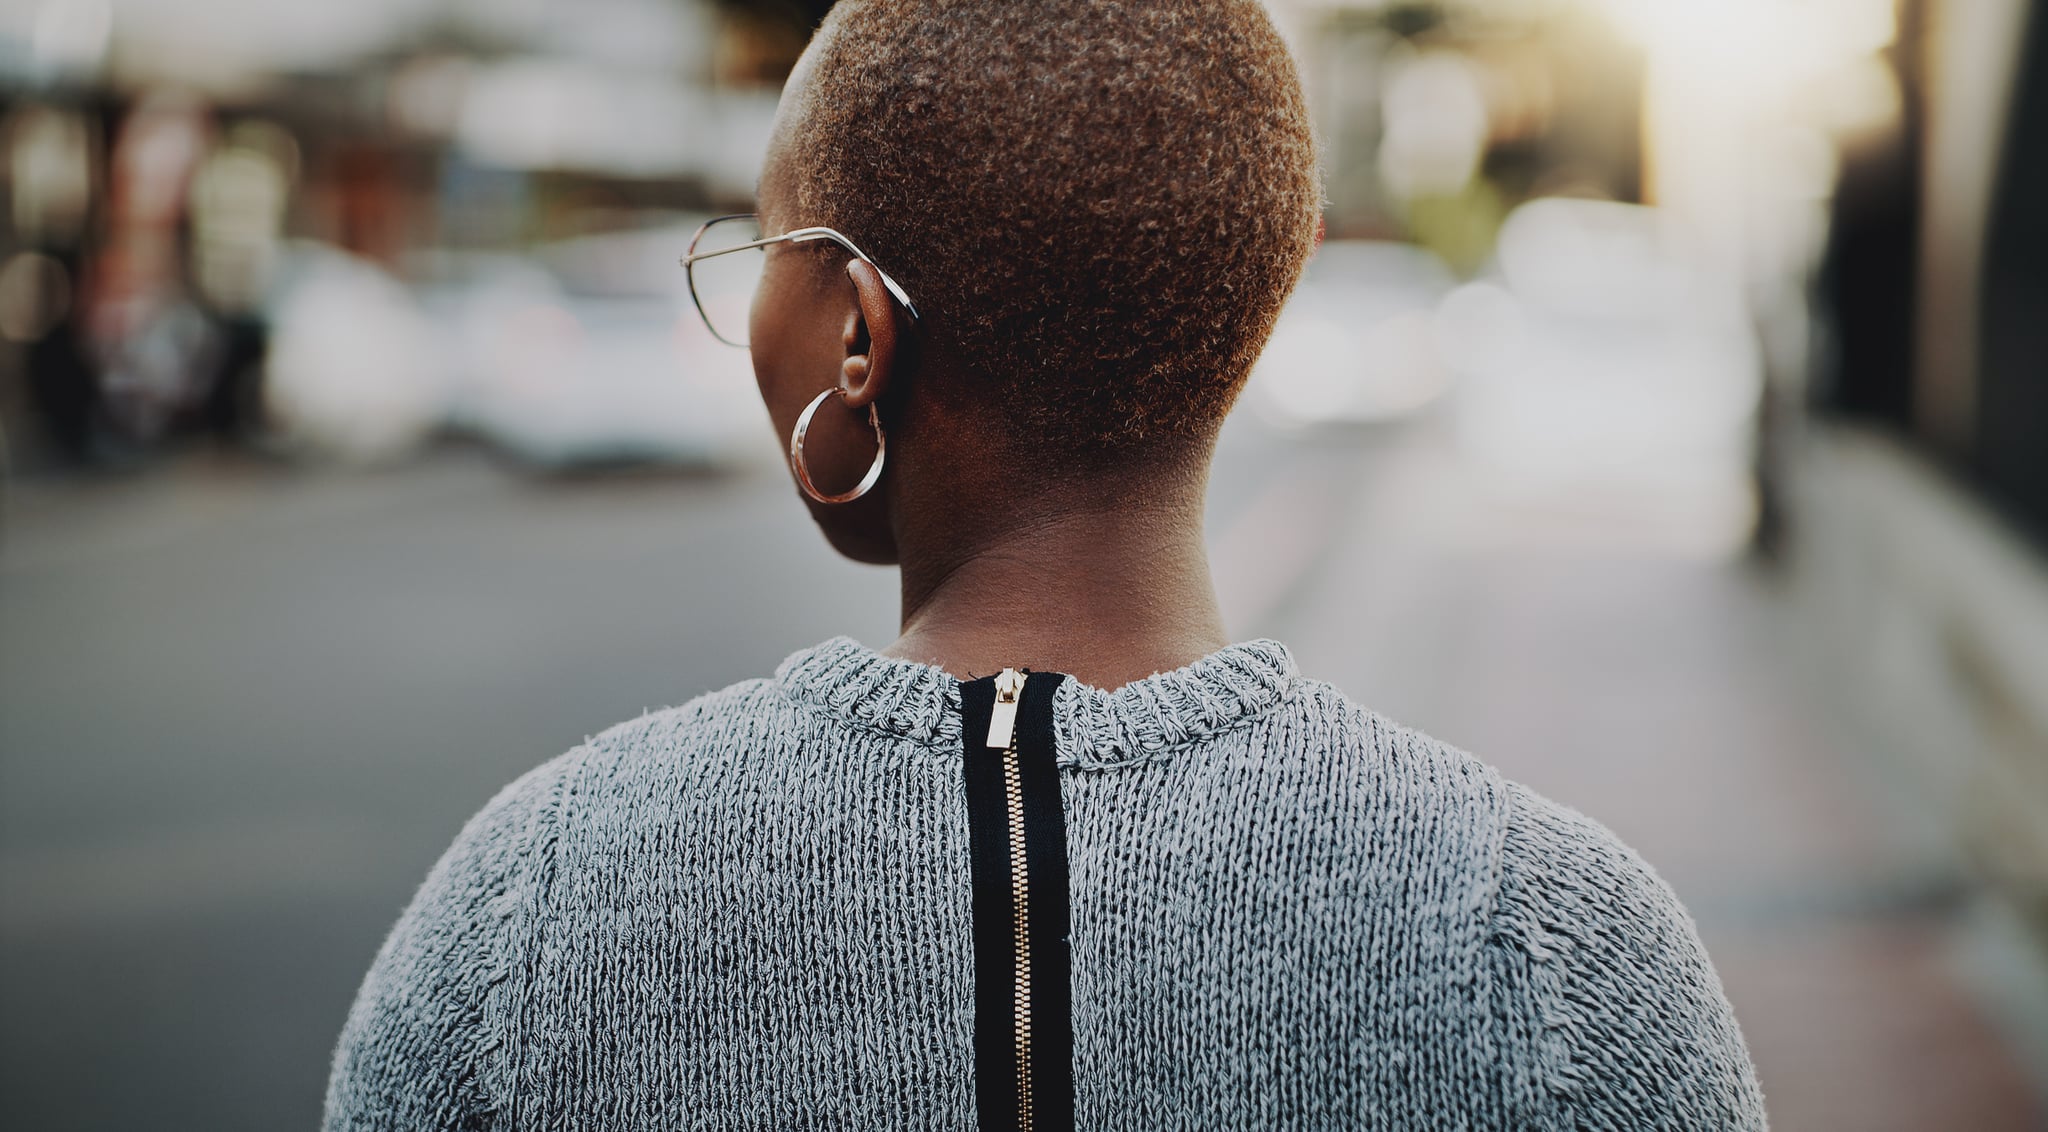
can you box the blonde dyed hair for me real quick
[782,0,1322,453]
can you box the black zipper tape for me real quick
[960,671,1075,1132]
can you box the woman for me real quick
[326,1,1766,1128]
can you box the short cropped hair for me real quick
[784,0,1322,453]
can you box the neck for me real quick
[882,457,1229,691]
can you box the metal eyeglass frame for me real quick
[681,213,921,348]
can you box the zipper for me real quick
[961,666,1073,1132]
[993,668,1034,1130]
[989,666,1023,749]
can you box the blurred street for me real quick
[5,0,2048,1125]
[2,411,2038,1130]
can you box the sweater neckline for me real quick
[774,635,1298,767]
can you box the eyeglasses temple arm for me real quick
[682,226,921,320]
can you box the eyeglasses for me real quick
[681,213,921,349]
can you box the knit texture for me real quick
[325,637,1766,1130]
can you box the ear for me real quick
[838,258,910,410]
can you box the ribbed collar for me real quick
[774,635,1299,768]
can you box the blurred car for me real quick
[428,220,771,472]
[265,242,451,463]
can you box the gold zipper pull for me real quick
[988,667,1026,748]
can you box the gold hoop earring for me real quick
[789,387,886,504]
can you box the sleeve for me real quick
[322,760,564,1132]
[1485,784,1768,1131]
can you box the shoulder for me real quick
[1274,678,1764,1126]
[1281,676,1511,798]
[326,673,824,1128]
[1492,783,1698,943]
[528,675,792,788]
[1486,782,1767,1129]
[374,674,792,931]
[580,676,789,758]
[1241,676,1522,887]
[372,677,792,908]
[326,717,610,1127]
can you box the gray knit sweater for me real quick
[325,637,1766,1129]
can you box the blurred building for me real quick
[1795,0,2048,1072]
[0,0,816,472]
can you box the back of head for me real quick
[782,0,1322,457]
